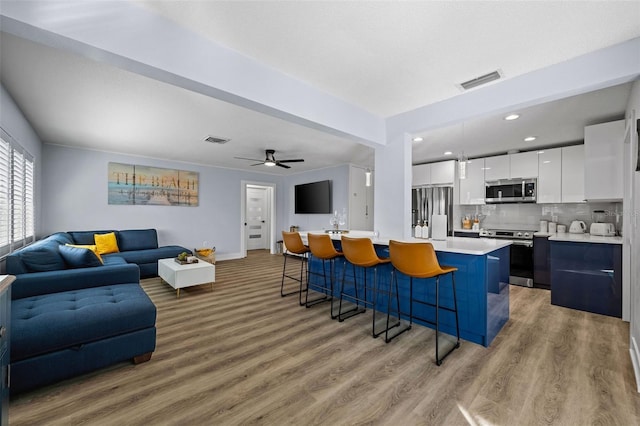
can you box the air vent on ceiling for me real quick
[204,135,230,144]
[459,70,502,91]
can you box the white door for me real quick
[246,186,269,250]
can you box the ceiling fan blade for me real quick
[278,159,305,163]
[234,156,264,162]
[276,163,291,169]
[250,162,265,166]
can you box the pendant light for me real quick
[365,168,372,187]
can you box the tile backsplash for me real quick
[455,202,623,233]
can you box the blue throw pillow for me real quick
[20,246,67,272]
[58,245,103,268]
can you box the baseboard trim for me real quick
[631,336,640,393]
[214,252,244,261]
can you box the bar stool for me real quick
[281,231,310,305]
[306,233,344,318]
[338,236,401,339]
[388,240,460,366]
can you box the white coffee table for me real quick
[158,258,216,298]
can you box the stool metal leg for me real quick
[434,272,460,366]
[338,261,366,322]
[384,269,411,343]
[280,252,308,301]
[305,256,330,308]
[452,272,460,348]
[435,275,441,366]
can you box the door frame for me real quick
[241,180,276,257]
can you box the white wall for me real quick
[41,144,285,258]
[280,165,350,232]
[41,144,353,258]
[626,79,640,391]
[0,84,43,236]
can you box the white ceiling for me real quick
[1,1,639,173]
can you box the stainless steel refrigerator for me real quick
[411,186,454,236]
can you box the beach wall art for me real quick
[108,162,199,206]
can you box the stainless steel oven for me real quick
[480,229,535,287]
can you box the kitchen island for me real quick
[300,231,511,347]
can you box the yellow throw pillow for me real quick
[65,244,103,263]
[94,232,120,255]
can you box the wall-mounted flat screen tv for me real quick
[295,180,332,214]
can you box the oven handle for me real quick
[511,240,533,247]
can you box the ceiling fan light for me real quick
[264,160,276,167]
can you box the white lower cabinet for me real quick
[561,145,585,203]
[537,148,562,203]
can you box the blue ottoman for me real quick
[11,283,156,393]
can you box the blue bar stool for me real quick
[388,240,460,365]
[306,233,344,318]
[281,231,309,305]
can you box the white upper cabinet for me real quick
[561,145,585,203]
[537,148,562,203]
[430,160,455,185]
[509,151,539,178]
[484,155,510,180]
[413,160,455,186]
[584,120,624,201]
[412,164,431,186]
[485,152,538,180]
[459,158,486,205]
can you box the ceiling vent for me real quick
[459,70,502,91]
[204,135,230,144]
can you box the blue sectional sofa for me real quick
[5,229,190,393]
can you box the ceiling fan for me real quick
[234,149,304,169]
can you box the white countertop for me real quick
[548,233,622,245]
[301,231,512,255]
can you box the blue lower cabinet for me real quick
[550,241,622,318]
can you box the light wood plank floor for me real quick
[10,250,640,425]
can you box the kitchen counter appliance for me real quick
[485,178,536,204]
[590,222,615,236]
[569,220,587,233]
[480,228,535,287]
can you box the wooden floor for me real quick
[10,250,640,425]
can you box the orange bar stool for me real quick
[306,233,344,318]
[281,231,310,305]
[388,240,460,366]
[338,236,401,339]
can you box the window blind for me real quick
[0,130,35,256]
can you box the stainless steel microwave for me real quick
[485,178,536,203]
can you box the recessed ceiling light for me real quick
[444,151,453,156]
[504,114,520,121]
[537,150,545,154]
[543,160,551,164]
[412,136,423,142]
[524,136,537,142]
